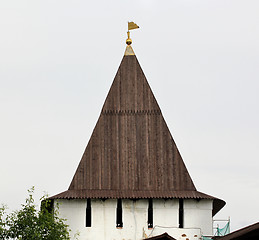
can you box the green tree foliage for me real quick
[0,187,71,240]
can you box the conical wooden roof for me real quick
[51,46,225,216]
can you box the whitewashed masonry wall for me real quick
[55,198,213,240]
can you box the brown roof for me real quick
[145,232,176,240]
[51,46,225,215]
[213,222,259,240]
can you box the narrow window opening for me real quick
[148,199,153,229]
[116,199,123,228]
[179,199,184,228]
[86,198,91,227]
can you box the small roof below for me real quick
[145,232,176,240]
[213,222,259,240]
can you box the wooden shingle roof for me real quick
[51,46,225,215]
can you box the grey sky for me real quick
[0,0,258,232]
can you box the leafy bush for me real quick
[0,187,72,240]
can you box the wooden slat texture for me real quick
[68,55,195,192]
[52,53,225,216]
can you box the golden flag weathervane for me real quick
[126,22,139,45]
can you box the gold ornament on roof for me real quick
[126,21,139,45]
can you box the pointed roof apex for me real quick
[124,45,135,55]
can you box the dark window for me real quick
[148,199,153,228]
[86,198,91,227]
[179,199,184,228]
[116,199,123,228]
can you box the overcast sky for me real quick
[0,0,258,233]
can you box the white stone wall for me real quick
[184,199,213,236]
[55,198,213,240]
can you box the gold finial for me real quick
[126,22,139,45]
[126,31,132,45]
